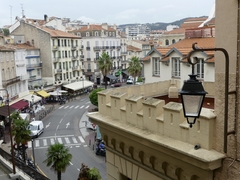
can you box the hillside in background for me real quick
[118,16,207,31]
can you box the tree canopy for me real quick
[43,143,72,180]
[97,52,112,89]
[89,88,104,107]
[127,56,142,84]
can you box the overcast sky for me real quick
[0,0,215,27]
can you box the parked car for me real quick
[86,119,97,131]
[126,78,134,84]
[111,82,122,88]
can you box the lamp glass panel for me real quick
[182,95,203,117]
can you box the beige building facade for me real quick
[88,1,240,180]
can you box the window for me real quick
[109,32,111,36]
[0,52,2,62]
[86,32,90,37]
[37,69,41,76]
[88,63,91,69]
[165,39,169,46]
[112,32,115,36]
[196,58,204,79]
[172,39,176,44]
[153,57,160,76]
[95,31,99,36]
[172,57,181,77]
[6,52,8,61]
[77,33,81,37]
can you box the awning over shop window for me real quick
[0,106,16,117]
[10,100,29,110]
[63,81,94,91]
[36,90,50,98]
[22,94,42,103]
[106,74,118,80]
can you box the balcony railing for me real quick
[117,46,121,50]
[87,58,91,61]
[121,52,127,55]
[54,69,62,74]
[53,57,60,63]
[93,46,101,51]
[26,63,42,69]
[94,58,99,62]
[71,46,77,50]
[71,56,78,61]
[20,74,28,80]
[80,55,84,59]
[52,46,59,51]
[2,76,20,87]
[86,47,90,50]
[79,45,84,50]
[72,66,80,71]
[87,69,91,72]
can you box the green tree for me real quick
[97,52,113,89]
[2,28,9,36]
[11,112,31,163]
[89,88,104,107]
[78,163,101,180]
[127,56,142,84]
[43,143,72,180]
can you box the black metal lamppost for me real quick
[81,76,84,91]
[31,95,35,118]
[0,89,16,174]
[180,43,231,153]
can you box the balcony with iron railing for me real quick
[86,47,90,50]
[52,46,59,51]
[71,46,77,50]
[185,27,215,38]
[54,69,62,74]
[71,56,78,61]
[72,66,80,71]
[87,69,92,72]
[116,46,121,50]
[2,76,20,86]
[79,45,84,50]
[28,75,37,82]
[121,52,127,55]
[26,63,42,69]
[53,57,60,63]
[94,58,99,62]
[93,46,101,51]
[87,58,91,61]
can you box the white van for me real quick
[28,121,44,138]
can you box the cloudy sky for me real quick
[0,0,215,27]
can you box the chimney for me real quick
[32,39,34,46]
[87,23,90,29]
[44,14,48,22]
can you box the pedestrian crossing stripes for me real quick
[58,104,90,110]
[28,136,85,149]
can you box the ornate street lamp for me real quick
[180,43,231,153]
[179,60,208,128]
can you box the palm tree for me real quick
[43,143,72,180]
[127,56,142,84]
[97,52,113,89]
[11,112,31,163]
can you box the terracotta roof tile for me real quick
[163,28,185,35]
[127,45,142,52]
[70,24,116,32]
[155,48,172,55]
[161,56,170,62]
[5,43,39,50]
[41,27,80,38]
[205,56,215,63]
[141,55,151,61]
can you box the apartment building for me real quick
[124,24,151,38]
[10,21,83,87]
[69,23,121,82]
[0,46,25,102]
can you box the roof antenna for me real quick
[21,4,25,18]
[9,5,12,25]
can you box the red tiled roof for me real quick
[70,24,116,32]
[161,56,170,62]
[141,55,151,61]
[41,27,80,38]
[127,45,142,52]
[155,48,171,56]
[163,28,185,35]
[5,43,39,50]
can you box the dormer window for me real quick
[77,33,81,37]
[95,31,99,36]
[86,32,90,37]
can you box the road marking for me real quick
[50,138,55,145]
[85,105,89,109]
[83,145,88,147]
[59,106,64,109]
[80,106,84,109]
[43,139,47,146]
[65,137,70,144]
[56,125,59,131]
[72,137,78,144]
[76,146,80,148]
[66,122,70,128]
[86,101,91,104]
[75,105,79,109]
[58,138,63,144]
[35,140,39,147]
[64,106,69,109]
[78,136,85,143]
[69,161,73,165]
[59,118,63,123]
[46,122,51,128]
[37,134,75,140]
[77,168,80,171]
[69,106,74,109]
